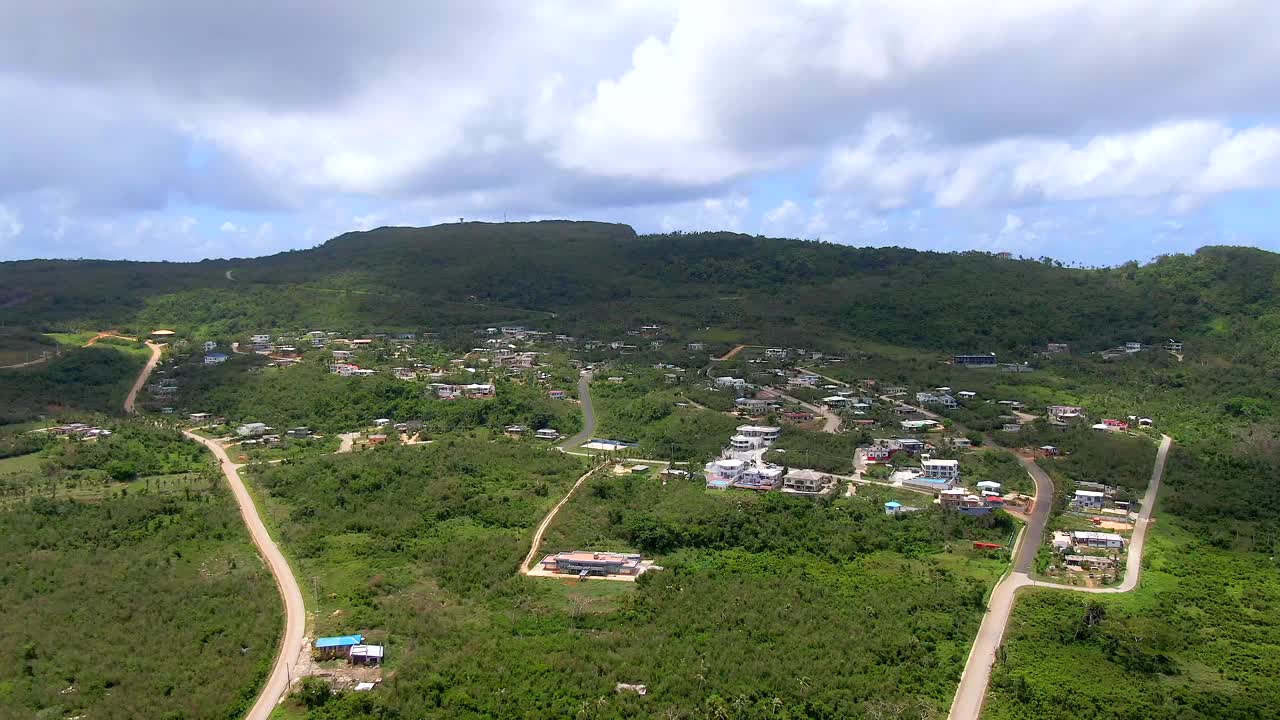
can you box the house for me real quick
[734,464,784,491]
[884,501,903,515]
[314,634,364,660]
[1051,531,1074,553]
[204,352,229,365]
[534,428,560,441]
[350,645,385,666]
[789,373,820,387]
[957,391,977,400]
[736,425,781,443]
[237,422,269,437]
[373,418,392,427]
[1165,339,1183,353]
[1072,489,1105,509]
[784,411,814,422]
[392,367,416,380]
[715,376,747,390]
[367,434,387,445]
[951,437,973,448]
[548,389,567,400]
[202,340,218,352]
[504,425,527,437]
[921,458,960,481]
[782,468,831,494]
[1072,531,1125,549]
[735,397,770,414]
[608,376,626,384]
[332,350,354,362]
[540,551,652,577]
[250,334,272,345]
[916,392,957,408]
[1001,423,1023,433]
[687,342,706,352]
[764,347,788,359]
[188,412,212,423]
[823,395,848,408]
[900,419,939,431]
[704,458,745,488]
[1064,555,1116,570]
[953,353,997,367]
[1046,405,1084,420]
[1046,342,1070,354]
[1039,445,1059,457]
[286,427,312,438]
[1000,362,1032,373]
[976,480,1001,493]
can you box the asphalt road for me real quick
[557,371,596,449]
[948,434,1173,720]
[185,431,307,720]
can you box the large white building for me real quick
[921,458,960,481]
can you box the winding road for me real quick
[947,434,1173,720]
[185,431,307,720]
[557,371,596,449]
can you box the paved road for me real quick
[123,341,163,414]
[947,434,1173,720]
[184,431,307,720]
[557,371,596,449]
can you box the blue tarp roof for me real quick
[885,501,902,508]
[316,634,363,648]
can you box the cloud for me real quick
[0,204,21,242]
[1,1,1280,262]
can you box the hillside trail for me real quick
[123,341,163,413]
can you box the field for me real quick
[0,466,280,719]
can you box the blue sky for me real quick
[2,1,1280,266]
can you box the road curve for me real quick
[947,434,1173,720]
[123,341,163,414]
[557,371,596,450]
[184,431,307,720]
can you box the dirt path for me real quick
[947,434,1172,720]
[184,431,307,720]
[519,464,602,574]
[716,344,751,361]
[123,341,163,414]
[336,432,360,454]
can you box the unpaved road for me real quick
[123,341,163,414]
[947,434,1172,720]
[185,431,306,720]
[336,432,360,454]
[519,464,601,574]
[716,344,750,361]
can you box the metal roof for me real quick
[315,634,363,648]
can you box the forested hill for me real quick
[2,220,1279,360]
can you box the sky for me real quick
[2,0,1279,265]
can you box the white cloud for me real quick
[0,205,22,242]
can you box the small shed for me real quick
[884,501,902,515]
[349,644,384,666]
[314,634,363,660]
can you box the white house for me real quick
[782,468,830,494]
[1072,489,1105,509]
[202,340,218,352]
[736,425,781,443]
[957,391,977,400]
[921,458,960,481]
[764,348,788,359]
[251,334,271,345]
[901,419,939,431]
[1072,531,1125,549]
[1125,342,1143,352]
[237,422,269,437]
[332,350,354,362]
[204,352,228,365]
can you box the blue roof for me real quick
[885,501,902,508]
[316,634,363,648]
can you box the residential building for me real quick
[202,340,218,352]
[704,458,746,488]
[789,373,820,387]
[1125,342,1143,352]
[188,412,212,423]
[1165,339,1183,352]
[286,427,312,438]
[735,397,770,414]
[917,392,957,408]
[1046,342,1070,354]
[734,464,784,491]
[1046,405,1084,419]
[204,352,228,364]
[1072,531,1125,549]
[921,458,960,481]
[1064,555,1116,570]
[237,422,269,437]
[687,342,706,352]
[736,425,781,443]
[953,353,997,366]
[250,334,272,345]
[884,501,903,515]
[548,389,567,400]
[1072,489,1105,509]
[782,468,831,494]
[540,551,651,577]
[715,376,748,390]
[534,428,560,440]
[764,347,788,359]
[957,390,977,400]
[901,419,939,431]
[332,350,354,362]
[349,644,384,666]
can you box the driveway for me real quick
[184,431,307,720]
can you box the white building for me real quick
[782,468,830,494]
[237,422,269,437]
[736,425,781,443]
[921,458,960,481]
[764,348,788,359]
[901,419,939,431]
[1072,489,1105,509]
[1072,531,1125,549]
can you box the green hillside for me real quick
[3,222,1279,363]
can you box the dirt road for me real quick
[519,464,602,574]
[123,341,163,413]
[184,431,306,720]
[947,434,1172,720]
[716,344,750,361]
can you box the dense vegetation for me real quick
[167,357,579,436]
[0,450,278,719]
[0,344,145,423]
